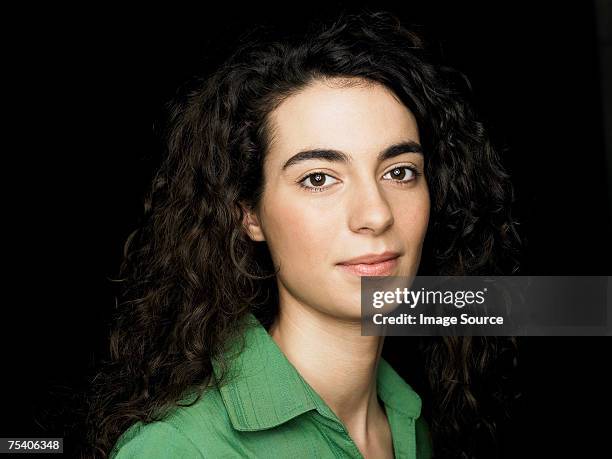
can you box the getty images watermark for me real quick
[360,276,612,336]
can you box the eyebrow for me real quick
[281,141,424,171]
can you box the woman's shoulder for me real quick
[110,419,202,459]
[110,385,231,459]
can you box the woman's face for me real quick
[244,78,430,321]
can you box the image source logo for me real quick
[360,276,612,336]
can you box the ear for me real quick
[240,202,266,242]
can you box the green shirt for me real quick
[110,313,432,458]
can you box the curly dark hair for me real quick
[81,9,521,459]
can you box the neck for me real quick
[268,297,387,444]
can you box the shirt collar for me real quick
[212,312,422,432]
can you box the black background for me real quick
[3,2,611,458]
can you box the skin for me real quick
[242,77,430,458]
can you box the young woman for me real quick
[84,10,520,459]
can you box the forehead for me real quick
[266,78,420,160]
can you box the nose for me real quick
[347,179,394,235]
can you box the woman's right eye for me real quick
[298,172,339,191]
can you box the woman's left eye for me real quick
[383,166,418,182]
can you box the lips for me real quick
[337,251,400,276]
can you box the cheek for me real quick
[395,193,430,243]
[263,196,335,267]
